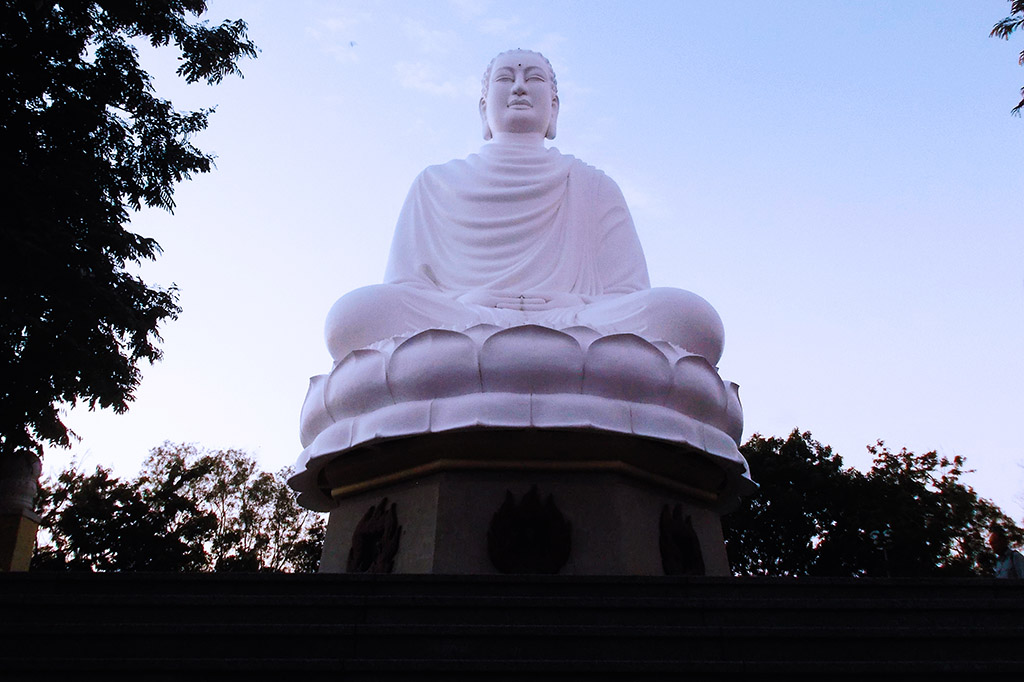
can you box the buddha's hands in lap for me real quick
[455,290,586,311]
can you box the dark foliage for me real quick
[30,463,214,571]
[992,0,1024,115]
[33,443,325,572]
[0,1,256,460]
[724,430,1023,577]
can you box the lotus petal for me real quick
[723,381,744,445]
[583,334,672,403]
[630,403,700,447]
[324,349,393,419]
[652,340,682,363]
[531,393,629,431]
[431,392,531,428]
[388,329,481,402]
[669,355,727,425]
[299,374,332,448]
[307,419,354,459]
[560,325,601,350]
[480,325,583,394]
[463,323,503,347]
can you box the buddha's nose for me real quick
[512,78,527,94]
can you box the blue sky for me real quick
[47,0,1024,519]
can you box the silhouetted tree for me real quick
[31,463,215,571]
[0,2,256,463]
[723,431,849,576]
[33,444,324,572]
[992,0,1024,115]
[724,430,1022,577]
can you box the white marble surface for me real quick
[290,324,748,511]
[323,50,726,366]
[291,50,747,509]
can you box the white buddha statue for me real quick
[324,49,725,366]
[292,50,750,514]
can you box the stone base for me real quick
[0,512,39,572]
[317,430,733,576]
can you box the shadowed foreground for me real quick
[2,573,1022,679]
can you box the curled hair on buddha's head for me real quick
[480,48,558,99]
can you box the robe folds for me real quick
[384,142,651,297]
[324,142,725,365]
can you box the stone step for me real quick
[6,572,1024,598]
[4,592,1021,628]
[2,622,1019,660]
[6,657,1021,680]
[3,574,1022,677]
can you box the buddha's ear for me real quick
[545,95,559,140]
[479,97,492,141]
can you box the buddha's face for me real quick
[480,51,558,139]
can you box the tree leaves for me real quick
[991,0,1024,115]
[32,463,215,571]
[723,430,1023,577]
[0,1,256,458]
[33,443,325,572]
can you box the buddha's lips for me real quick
[508,99,531,107]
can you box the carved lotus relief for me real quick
[488,486,571,574]
[347,497,401,574]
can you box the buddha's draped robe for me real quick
[385,143,649,296]
[325,142,724,365]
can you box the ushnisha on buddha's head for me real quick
[480,49,559,142]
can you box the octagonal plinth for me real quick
[316,429,740,576]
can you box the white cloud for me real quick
[322,17,356,33]
[534,32,568,58]
[478,17,523,36]
[395,61,477,97]
[402,19,459,54]
[307,12,367,38]
[448,0,489,19]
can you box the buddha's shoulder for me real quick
[543,149,615,181]
[415,155,476,182]
[540,148,609,176]
[412,148,610,184]
[556,154,625,197]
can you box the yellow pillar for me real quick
[0,450,43,571]
[0,512,39,572]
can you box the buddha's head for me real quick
[480,49,559,141]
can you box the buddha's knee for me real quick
[324,284,415,361]
[642,287,725,365]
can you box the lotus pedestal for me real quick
[291,326,753,576]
